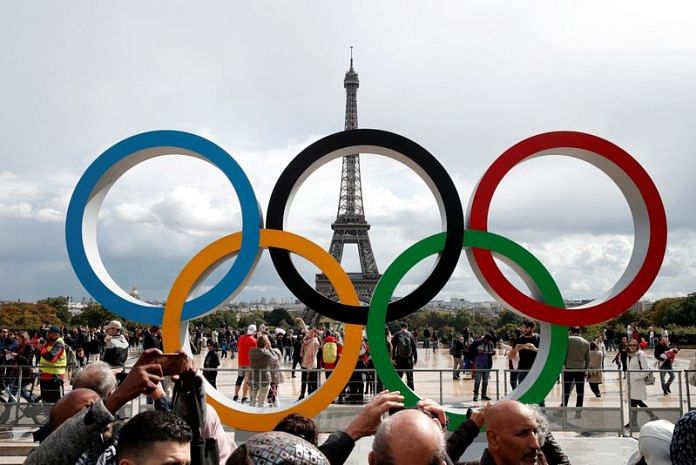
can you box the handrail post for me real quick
[618,368,625,437]
[677,370,683,416]
[439,369,443,405]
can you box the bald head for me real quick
[50,388,101,432]
[369,409,445,465]
[485,400,540,465]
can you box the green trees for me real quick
[70,303,120,328]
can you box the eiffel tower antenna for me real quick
[308,49,382,327]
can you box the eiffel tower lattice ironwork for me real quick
[307,50,381,327]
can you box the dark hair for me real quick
[590,342,597,350]
[522,320,535,329]
[570,326,581,334]
[116,410,192,461]
[273,413,319,445]
[400,322,408,329]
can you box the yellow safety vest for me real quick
[39,337,67,376]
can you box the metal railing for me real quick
[0,365,693,436]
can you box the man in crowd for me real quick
[25,348,181,465]
[471,334,495,401]
[512,320,539,385]
[116,410,192,465]
[369,398,565,465]
[451,335,465,380]
[392,322,418,390]
[562,326,590,413]
[103,320,129,368]
[142,325,162,351]
[38,325,67,402]
[0,327,18,387]
[233,324,257,403]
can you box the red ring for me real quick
[467,131,667,326]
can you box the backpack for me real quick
[395,332,413,359]
[322,341,338,364]
[65,343,77,368]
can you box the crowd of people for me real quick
[17,343,696,464]
[2,317,696,464]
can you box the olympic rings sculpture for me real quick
[65,128,667,431]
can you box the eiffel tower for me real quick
[306,49,381,327]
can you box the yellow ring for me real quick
[162,228,362,431]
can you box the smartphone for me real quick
[150,353,188,376]
[465,408,473,419]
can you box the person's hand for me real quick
[417,398,447,428]
[469,402,490,428]
[105,364,163,415]
[344,390,405,441]
[132,348,164,366]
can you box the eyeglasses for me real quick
[628,343,638,347]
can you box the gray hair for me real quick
[72,361,117,398]
[371,419,395,465]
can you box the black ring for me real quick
[266,129,464,324]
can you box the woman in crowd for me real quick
[9,331,38,401]
[626,338,659,430]
[298,327,320,401]
[248,334,276,407]
[268,341,284,407]
[587,341,604,398]
[203,341,221,388]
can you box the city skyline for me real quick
[2,2,696,313]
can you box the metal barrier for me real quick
[0,364,693,437]
[685,369,696,411]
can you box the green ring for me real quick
[367,230,568,430]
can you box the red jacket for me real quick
[237,334,257,367]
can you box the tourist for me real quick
[391,322,418,390]
[116,410,192,465]
[587,341,604,398]
[451,335,465,380]
[268,341,284,407]
[321,330,340,380]
[273,413,319,445]
[471,335,495,402]
[298,322,321,400]
[626,339,659,430]
[248,334,275,407]
[445,401,569,465]
[654,336,677,395]
[71,360,117,398]
[102,320,129,368]
[283,328,294,364]
[203,340,221,388]
[423,326,431,349]
[626,419,674,465]
[369,408,447,465]
[227,431,329,465]
[7,331,38,401]
[233,323,257,403]
[25,349,180,464]
[512,320,540,386]
[670,409,696,465]
[142,325,162,351]
[562,326,590,411]
[291,327,303,378]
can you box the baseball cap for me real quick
[247,324,257,335]
[48,325,61,333]
[105,320,122,331]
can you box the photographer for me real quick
[25,348,193,465]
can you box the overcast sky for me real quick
[2,1,695,311]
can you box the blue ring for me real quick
[66,130,262,324]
